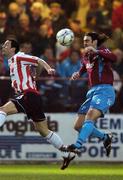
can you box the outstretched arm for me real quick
[38,58,55,75]
[71,64,86,80]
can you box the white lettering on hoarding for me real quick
[0,113,122,161]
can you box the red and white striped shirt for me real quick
[8,52,39,93]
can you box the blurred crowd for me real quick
[0,0,123,113]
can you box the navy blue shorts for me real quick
[11,91,45,122]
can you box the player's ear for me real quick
[93,39,98,46]
[11,47,16,53]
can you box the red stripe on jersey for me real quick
[17,56,38,65]
[11,57,14,63]
[12,55,38,92]
[16,57,23,91]
[13,80,18,90]
[26,65,30,89]
[26,66,36,90]
[16,56,38,92]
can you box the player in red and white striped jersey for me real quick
[0,39,75,167]
[8,52,39,94]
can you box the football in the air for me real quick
[56,28,74,46]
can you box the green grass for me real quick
[0,163,123,180]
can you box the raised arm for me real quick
[97,49,117,62]
[84,46,116,62]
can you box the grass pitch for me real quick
[0,163,123,180]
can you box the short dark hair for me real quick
[85,32,109,46]
[7,39,20,53]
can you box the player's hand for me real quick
[71,72,80,80]
[84,46,97,53]
[47,68,56,75]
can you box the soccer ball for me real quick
[56,28,74,46]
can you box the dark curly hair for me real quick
[6,38,20,54]
[85,32,109,46]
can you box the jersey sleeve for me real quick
[17,55,39,66]
[97,48,116,62]
[79,63,86,75]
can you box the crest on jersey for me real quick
[86,62,94,69]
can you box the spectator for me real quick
[40,46,56,69]
[56,49,87,107]
[6,2,20,35]
[49,2,69,36]
[38,46,62,111]
[35,0,51,18]
[15,0,28,13]
[16,13,32,42]
[0,0,11,9]
[38,46,56,78]
[0,10,7,43]
[29,2,43,30]
[41,17,53,38]
[75,0,89,28]
[69,19,84,38]
[46,0,79,18]
[112,0,123,30]
[112,48,123,78]
[98,0,113,35]
[86,0,105,32]
[31,23,53,57]
[112,0,123,49]
[0,48,9,76]
[110,70,122,113]
[20,39,32,54]
[56,50,81,77]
